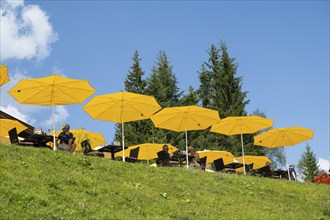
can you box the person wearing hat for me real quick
[56,124,76,153]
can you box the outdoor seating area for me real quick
[0,70,314,182]
[0,112,297,181]
[0,118,304,181]
[0,118,294,180]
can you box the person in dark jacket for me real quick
[56,124,76,154]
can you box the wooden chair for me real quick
[81,139,104,157]
[255,165,271,177]
[245,163,254,173]
[199,156,207,170]
[125,147,139,163]
[8,128,35,146]
[213,158,225,172]
[156,150,170,166]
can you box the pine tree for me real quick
[198,64,212,108]
[180,86,199,106]
[114,50,149,146]
[196,41,250,153]
[298,144,319,182]
[214,41,249,118]
[146,51,183,147]
[124,50,146,93]
[146,51,182,107]
[201,45,220,109]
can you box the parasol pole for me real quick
[122,122,125,162]
[52,103,56,151]
[241,133,246,175]
[185,130,189,169]
[285,147,291,180]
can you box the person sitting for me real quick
[156,144,171,166]
[188,146,200,168]
[289,164,297,181]
[56,124,76,154]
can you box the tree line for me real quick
[114,40,286,167]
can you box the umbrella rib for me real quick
[154,112,184,129]
[12,81,50,104]
[227,120,240,134]
[188,112,219,128]
[285,130,313,145]
[122,100,159,115]
[178,112,219,131]
[57,81,96,92]
[85,99,122,120]
[54,86,87,103]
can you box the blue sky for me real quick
[1,0,329,171]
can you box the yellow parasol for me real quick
[150,105,220,168]
[197,150,235,165]
[254,126,314,180]
[8,74,96,149]
[115,143,178,161]
[83,91,162,162]
[210,116,274,174]
[0,119,28,137]
[0,65,10,86]
[235,155,272,172]
[0,65,10,115]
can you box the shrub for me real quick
[313,173,330,185]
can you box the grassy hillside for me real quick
[0,144,329,220]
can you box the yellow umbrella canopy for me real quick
[0,119,28,137]
[0,64,10,86]
[83,91,162,162]
[8,74,96,106]
[254,126,314,180]
[83,91,162,123]
[150,105,220,168]
[210,116,274,135]
[151,105,220,132]
[115,143,178,160]
[235,155,272,170]
[254,126,314,148]
[56,128,106,150]
[210,116,274,174]
[197,150,234,165]
[8,74,96,149]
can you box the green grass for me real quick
[0,144,329,220]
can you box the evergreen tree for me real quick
[180,86,199,106]
[146,51,182,107]
[124,50,147,93]
[200,45,220,109]
[145,51,183,147]
[114,50,149,146]
[198,64,212,108]
[196,41,250,153]
[214,41,249,118]
[298,144,319,182]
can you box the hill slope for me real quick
[0,144,329,219]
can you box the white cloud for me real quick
[44,105,69,129]
[6,0,24,8]
[318,157,330,173]
[0,0,58,61]
[1,104,36,125]
[0,1,69,131]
